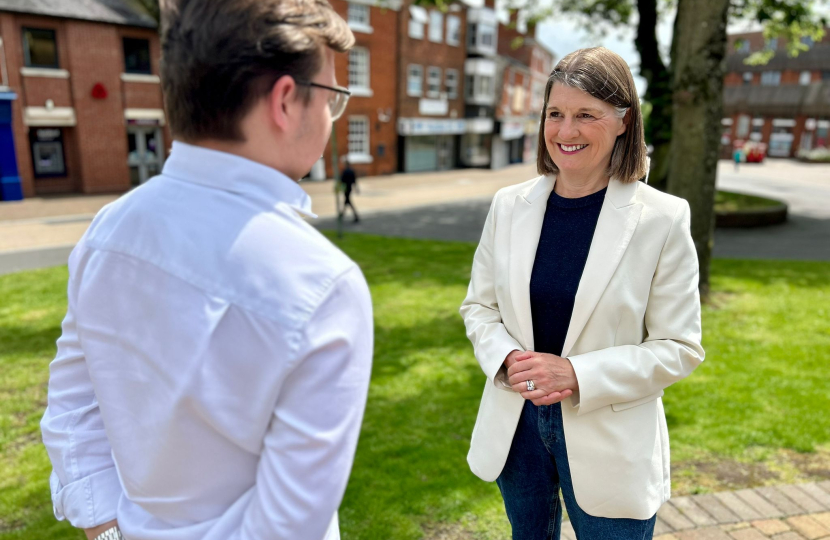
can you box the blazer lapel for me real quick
[508,175,554,351]
[561,180,643,358]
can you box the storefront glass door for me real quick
[127,126,164,185]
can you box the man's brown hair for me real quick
[160,0,354,142]
[536,47,648,183]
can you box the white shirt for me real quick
[40,142,374,540]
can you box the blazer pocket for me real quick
[611,390,664,412]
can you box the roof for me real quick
[724,81,830,116]
[0,0,157,28]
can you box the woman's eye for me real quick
[579,113,594,119]
[548,111,561,118]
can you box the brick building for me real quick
[0,0,167,200]
[492,11,554,168]
[396,0,468,173]
[723,29,830,157]
[317,0,402,181]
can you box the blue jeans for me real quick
[496,400,657,540]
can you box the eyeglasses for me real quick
[296,81,352,121]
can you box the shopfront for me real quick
[398,118,466,173]
[125,109,166,185]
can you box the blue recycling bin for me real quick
[0,91,23,202]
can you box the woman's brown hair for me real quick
[536,47,648,183]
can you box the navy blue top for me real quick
[530,186,607,356]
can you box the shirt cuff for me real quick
[50,467,121,528]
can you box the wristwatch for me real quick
[93,527,123,540]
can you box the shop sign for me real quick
[500,120,524,140]
[398,118,467,136]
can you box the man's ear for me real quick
[269,76,296,132]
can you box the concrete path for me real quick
[1,160,828,275]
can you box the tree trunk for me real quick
[634,0,673,191]
[667,0,729,298]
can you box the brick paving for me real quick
[650,483,830,540]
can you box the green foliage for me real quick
[1,238,829,538]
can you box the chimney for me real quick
[526,19,537,37]
[508,9,519,29]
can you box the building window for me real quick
[348,3,371,30]
[427,66,441,98]
[123,38,152,74]
[29,128,67,177]
[348,47,370,89]
[760,71,781,86]
[429,11,443,43]
[409,5,427,39]
[743,72,753,85]
[408,64,423,96]
[736,39,750,54]
[23,28,59,68]
[447,15,461,46]
[799,70,812,85]
[445,68,459,99]
[348,116,369,156]
[823,71,830,81]
[801,36,814,49]
[766,38,778,50]
[736,115,751,138]
[480,26,495,48]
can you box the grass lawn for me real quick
[715,190,784,212]
[1,233,829,539]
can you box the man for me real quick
[340,160,360,223]
[39,1,372,540]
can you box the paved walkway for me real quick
[559,481,830,540]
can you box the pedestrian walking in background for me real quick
[340,159,360,222]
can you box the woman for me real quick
[460,47,704,539]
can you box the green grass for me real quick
[715,190,784,213]
[1,235,829,539]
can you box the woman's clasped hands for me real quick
[504,350,579,406]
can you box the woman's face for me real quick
[543,83,627,178]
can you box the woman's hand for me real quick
[507,351,579,406]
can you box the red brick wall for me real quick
[397,1,467,120]
[64,21,131,193]
[0,12,164,197]
[324,0,400,178]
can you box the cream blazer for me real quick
[460,175,705,520]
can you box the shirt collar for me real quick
[161,141,317,218]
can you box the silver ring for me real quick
[526,379,535,392]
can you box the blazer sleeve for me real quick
[460,193,524,386]
[568,200,705,416]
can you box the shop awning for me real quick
[125,108,166,126]
[23,106,76,127]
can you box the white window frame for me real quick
[742,72,753,85]
[428,10,443,43]
[408,64,423,97]
[799,70,812,85]
[760,71,781,86]
[427,66,442,98]
[445,68,459,99]
[347,3,372,33]
[348,47,371,96]
[446,15,461,46]
[409,5,427,39]
[348,116,371,162]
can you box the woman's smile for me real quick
[557,143,589,155]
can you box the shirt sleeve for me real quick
[40,248,123,527]
[233,264,374,540]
